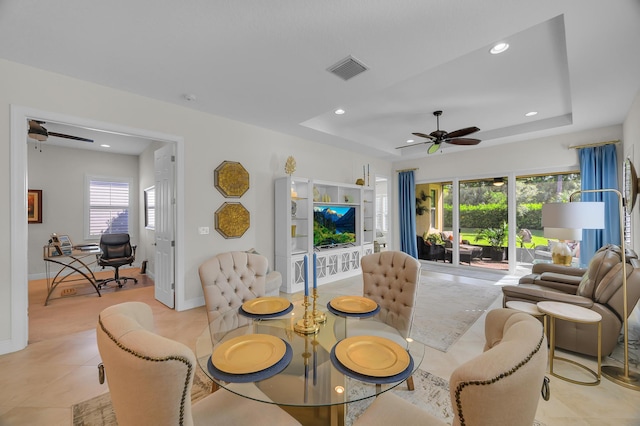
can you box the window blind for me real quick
[89,180,130,236]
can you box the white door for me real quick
[154,144,175,308]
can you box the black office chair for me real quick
[97,233,138,288]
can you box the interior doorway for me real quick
[10,106,185,353]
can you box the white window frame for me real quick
[375,193,388,233]
[144,185,156,230]
[85,175,133,240]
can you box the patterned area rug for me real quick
[72,368,212,425]
[411,274,503,352]
[346,369,452,424]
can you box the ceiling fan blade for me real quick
[446,126,480,139]
[412,132,436,140]
[427,143,441,154]
[447,138,481,146]
[47,132,94,143]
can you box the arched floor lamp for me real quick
[543,189,640,391]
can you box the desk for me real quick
[43,246,102,305]
[196,296,424,426]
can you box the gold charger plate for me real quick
[335,335,409,377]
[242,297,291,315]
[330,295,378,314]
[212,334,286,374]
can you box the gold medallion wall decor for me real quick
[214,161,250,198]
[215,202,250,238]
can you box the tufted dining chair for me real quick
[354,308,548,426]
[360,251,421,389]
[96,302,301,426]
[198,251,279,324]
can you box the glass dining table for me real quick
[195,294,425,426]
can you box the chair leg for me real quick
[406,375,415,391]
[97,265,138,288]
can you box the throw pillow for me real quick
[245,248,271,273]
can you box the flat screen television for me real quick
[313,205,356,248]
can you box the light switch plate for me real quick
[198,227,209,235]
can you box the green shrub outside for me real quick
[443,203,542,230]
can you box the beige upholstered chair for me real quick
[354,308,548,426]
[503,244,640,357]
[360,251,421,389]
[361,251,421,339]
[198,251,280,324]
[96,302,300,426]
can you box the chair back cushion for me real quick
[449,308,547,426]
[198,251,268,323]
[361,251,421,338]
[96,302,196,426]
[98,233,135,265]
[577,245,640,316]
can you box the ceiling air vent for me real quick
[327,56,368,81]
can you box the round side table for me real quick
[536,301,602,386]
[505,301,547,336]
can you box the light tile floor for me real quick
[1,266,639,425]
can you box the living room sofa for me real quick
[502,244,640,357]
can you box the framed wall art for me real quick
[214,161,250,198]
[28,189,42,223]
[215,202,250,238]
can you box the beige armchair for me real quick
[502,244,640,357]
[96,301,300,426]
[198,251,279,324]
[354,308,548,426]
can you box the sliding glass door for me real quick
[416,171,579,273]
[515,173,580,271]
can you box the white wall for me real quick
[0,59,390,349]
[27,145,140,277]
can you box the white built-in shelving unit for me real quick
[275,176,375,293]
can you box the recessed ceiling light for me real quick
[100,144,110,148]
[183,93,196,101]
[334,109,345,115]
[406,139,414,143]
[490,42,509,54]
[525,111,538,117]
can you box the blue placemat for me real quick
[208,339,293,383]
[326,302,380,318]
[238,302,294,319]
[329,343,414,384]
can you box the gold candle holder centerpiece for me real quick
[294,295,319,335]
[294,255,318,334]
[312,287,327,324]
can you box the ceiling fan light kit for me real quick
[27,120,48,141]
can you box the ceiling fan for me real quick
[28,120,94,143]
[397,110,480,154]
